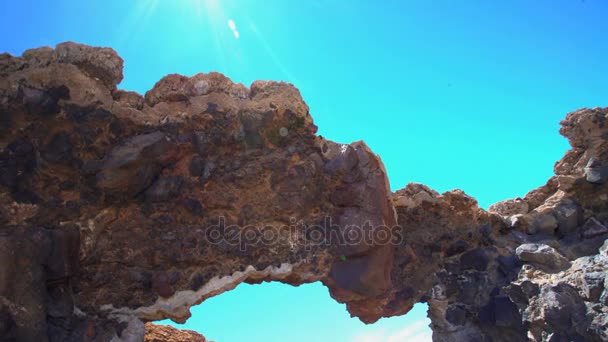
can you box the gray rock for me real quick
[445,305,467,326]
[192,131,208,155]
[145,176,184,202]
[531,213,558,235]
[582,271,605,302]
[96,132,176,197]
[562,234,608,259]
[20,85,70,117]
[580,217,608,239]
[324,144,359,176]
[553,201,583,235]
[42,132,73,164]
[507,214,528,231]
[494,297,521,328]
[460,248,490,271]
[189,155,205,177]
[445,240,469,257]
[497,254,521,278]
[183,198,203,215]
[516,243,571,272]
[526,284,588,340]
[505,280,540,311]
[601,240,608,255]
[202,161,216,181]
[584,158,608,184]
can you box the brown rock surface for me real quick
[0,42,606,342]
[144,323,208,342]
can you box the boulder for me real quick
[516,243,571,272]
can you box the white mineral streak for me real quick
[101,262,321,341]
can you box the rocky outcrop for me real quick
[0,43,606,342]
[418,107,608,342]
[506,241,608,341]
[144,323,208,342]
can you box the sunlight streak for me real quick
[116,0,160,45]
[201,0,230,73]
[246,17,300,85]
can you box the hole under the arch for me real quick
[156,282,432,342]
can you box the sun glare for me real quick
[227,19,239,39]
[125,0,297,85]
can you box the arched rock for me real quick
[0,43,607,342]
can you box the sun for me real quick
[123,0,297,84]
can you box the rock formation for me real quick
[0,42,606,342]
[143,323,208,342]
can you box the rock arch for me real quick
[0,43,606,341]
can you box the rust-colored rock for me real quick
[1,43,607,342]
[144,323,208,342]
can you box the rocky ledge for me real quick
[0,42,606,342]
[143,323,208,342]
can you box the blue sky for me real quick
[2,1,607,341]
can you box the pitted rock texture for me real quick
[144,323,209,342]
[0,42,606,342]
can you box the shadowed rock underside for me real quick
[0,43,606,342]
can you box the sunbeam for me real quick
[115,0,160,45]
[246,17,299,85]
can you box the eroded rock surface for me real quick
[144,323,208,342]
[0,43,606,342]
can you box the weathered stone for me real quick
[445,305,467,326]
[0,139,37,189]
[145,176,184,202]
[531,213,558,235]
[497,254,521,278]
[192,131,208,156]
[113,90,144,110]
[145,74,193,106]
[516,243,571,273]
[2,42,608,342]
[478,296,521,328]
[183,198,203,215]
[43,131,73,164]
[601,240,608,255]
[459,248,490,271]
[22,46,56,66]
[489,198,529,216]
[581,217,608,239]
[145,323,208,342]
[188,156,204,178]
[584,158,608,184]
[324,143,359,176]
[582,271,605,302]
[20,85,70,117]
[96,131,176,197]
[553,200,583,235]
[327,246,393,298]
[55,42,124,88]
[507,214,529,231]
[151,273,176,298]
[602,286,608,306]
[445,240,469,257]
